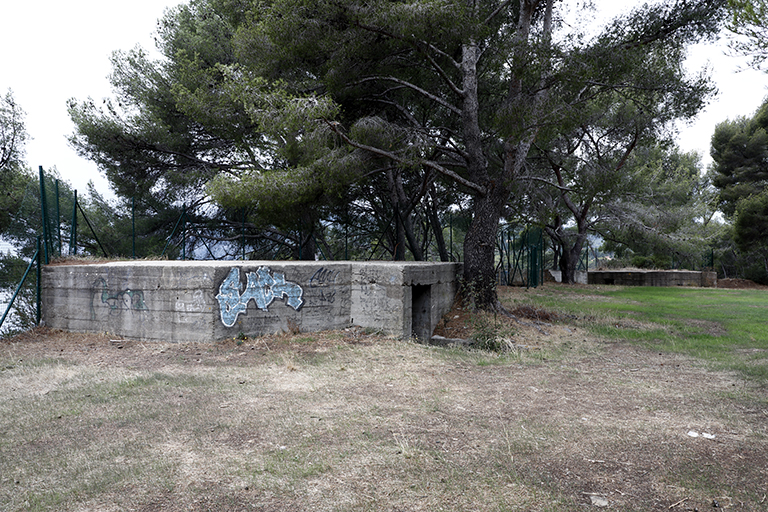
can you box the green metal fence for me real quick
[496,226,545,288]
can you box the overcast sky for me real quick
[2,0,766,199]
[2,0,172,196]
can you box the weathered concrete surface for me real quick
[42,261,460,343]
[545,270,588,285]
[588,270,717,287]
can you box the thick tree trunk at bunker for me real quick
[461,184,509,310]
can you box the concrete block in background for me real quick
[587,270,717,287]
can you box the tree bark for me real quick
[427,187,449,262]
[297,210,317,260]
[393,209,406,260]
[559,234,586,285]
[462,183,510,307]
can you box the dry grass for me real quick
[1,287,768,511]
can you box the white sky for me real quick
[1,0,174,196]
[1,0,766,199]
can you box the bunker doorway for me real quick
[411,284,432,342]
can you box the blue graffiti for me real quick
[216,267,304,328]
[90,277,148,320]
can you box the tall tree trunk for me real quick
[552,244,561,271]
[460,0,551,308]
[427,188,449,262]
[393,210,406,260]
[462,183,509,307]
[297,211,317,260]
[559,242,576,285]
[460,35,500,308]
[400,210,423,260]
[300,233,317,260]
[560,230,588,284]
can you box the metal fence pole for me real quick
[449,213,453,262]
[0,239,41,331]
[182,204,187,260]
[36,236,41,325]
[132,197,136,259]
[77,201,108,258]
[70,190,78,255]
[55,180,62,257]
[38,167,50,264]
[161,204,187,258]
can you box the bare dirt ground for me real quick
[715,278,768,290]
[2,285,768,511]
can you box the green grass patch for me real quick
[506,285,768,382]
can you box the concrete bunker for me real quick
[42,261,461,343]
[588,270,717,287]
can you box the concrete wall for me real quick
[587,270,717,287]
[545,269,588,284]
[41,261,461,343]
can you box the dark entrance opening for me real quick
[411,284,432,342]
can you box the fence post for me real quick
[70,190,78,255]
[528,243,540,288]
[539,229,545,286]
[507,230,513,285]
[132,197,136,259]
[0,239,42,332]
[38,167,50,264]
[36,236,41,325]
[449,213,453,262]
[77,201,108,258]
[345,210,349,260]
[55,179,62,257]
[182,204,187,261]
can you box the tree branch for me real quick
[325,120,487,196]
[353,21,463,94]
[518,175,573,192]
[483,0,516,26]
[355,76,462,115]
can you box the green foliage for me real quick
[728,190,768,283]
[596,145,719,269]
[67,0,728,282]
[0,90,33,236]
[710,99,768,218]
[0,89,27,176]
[728,0,768,68]
[734,190,768,254]
[708,98,768,282]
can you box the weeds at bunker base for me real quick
[41,261,461,343]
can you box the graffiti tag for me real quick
[216,267,304,328]
[90,277,148,319]
[309,267,340,287]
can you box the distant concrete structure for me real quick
[588,270,717,287]
[41,261,461,343]
[545,269,588,284]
